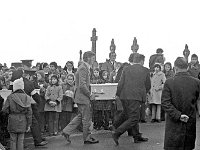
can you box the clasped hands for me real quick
[180,114,189,123]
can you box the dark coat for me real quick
[161,72,200,150]
[37,80,48,112]
[2,90,32,133]
[116,64,151,102]
[61,82,74,112]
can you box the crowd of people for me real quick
[0,47,200,150]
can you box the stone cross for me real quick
[131,37,139,53]
[79,50,82,61]
[91,28,98,60]
[110,39,116,53]
[183,44,190,62]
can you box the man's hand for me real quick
[180,114,189,123]
[115,95,119,100]
[90,93,97,101]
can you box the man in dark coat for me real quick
[162,57,200,150]
[112,53,151,145]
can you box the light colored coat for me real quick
[74,62,91,105]
[44,85,63,112]
[149,71,166,104]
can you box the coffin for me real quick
[90,83,118,100]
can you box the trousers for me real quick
[113,99,141,138]
[63,104,92,141]
[10,133,24,150]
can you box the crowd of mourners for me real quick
[0,47,200,150]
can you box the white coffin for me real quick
[90,83,118,100]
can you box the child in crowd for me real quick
[49,62,59,76]
[4,70,14,89]
[149,64,166,123]
[96,70,112,130]
[37,70,49,133]
[109,62,121,83]
[161,62,174,121]
[188,54,200,78]
[163,62,174,79]
[100,70,109,83]
[0,76,7,89]
[59,71,67,85]
[90,68,104,130]
[45,75,63,136]
[2,78,32,150]
[63,61,76,75]
[60,74,75,131]
[91,68,102,84]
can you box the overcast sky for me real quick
[0,0,200,68]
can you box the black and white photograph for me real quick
[0,0,200,150]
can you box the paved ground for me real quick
[24,118,200,150]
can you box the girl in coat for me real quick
[163,62,175,79]
[59,74,75,131]
[2,78,32,150]
[91,68,102,84]
[149,64,166,123]
[45,75,63,136]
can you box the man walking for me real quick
[62,51,99,144]
[162,57,200,150]
[112,53,151,145]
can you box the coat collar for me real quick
[175,71,190,77]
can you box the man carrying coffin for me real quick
[112,53,151,145]
[62,51,99,144]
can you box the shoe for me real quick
[151,119,156,123]
[109,125,116,132]
[134,136,148,143]
[156,119,161,123]
[84,138,99,144]
[140,120,147,123]
[53,132,58,136]
[112,132,119,146]
[62,132,71,143]
[35,141,48,147]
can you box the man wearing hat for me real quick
[9,60,48,147]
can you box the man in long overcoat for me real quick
[162,57,200,150]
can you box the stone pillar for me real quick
[110,39,116,53]
[183,44,190,63]
[91,28,98,60]
[131,37,139,53]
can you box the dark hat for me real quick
[24,69,36,76]
[11,70,23,82]
[11,62,22,69]
[21,60,33,68]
